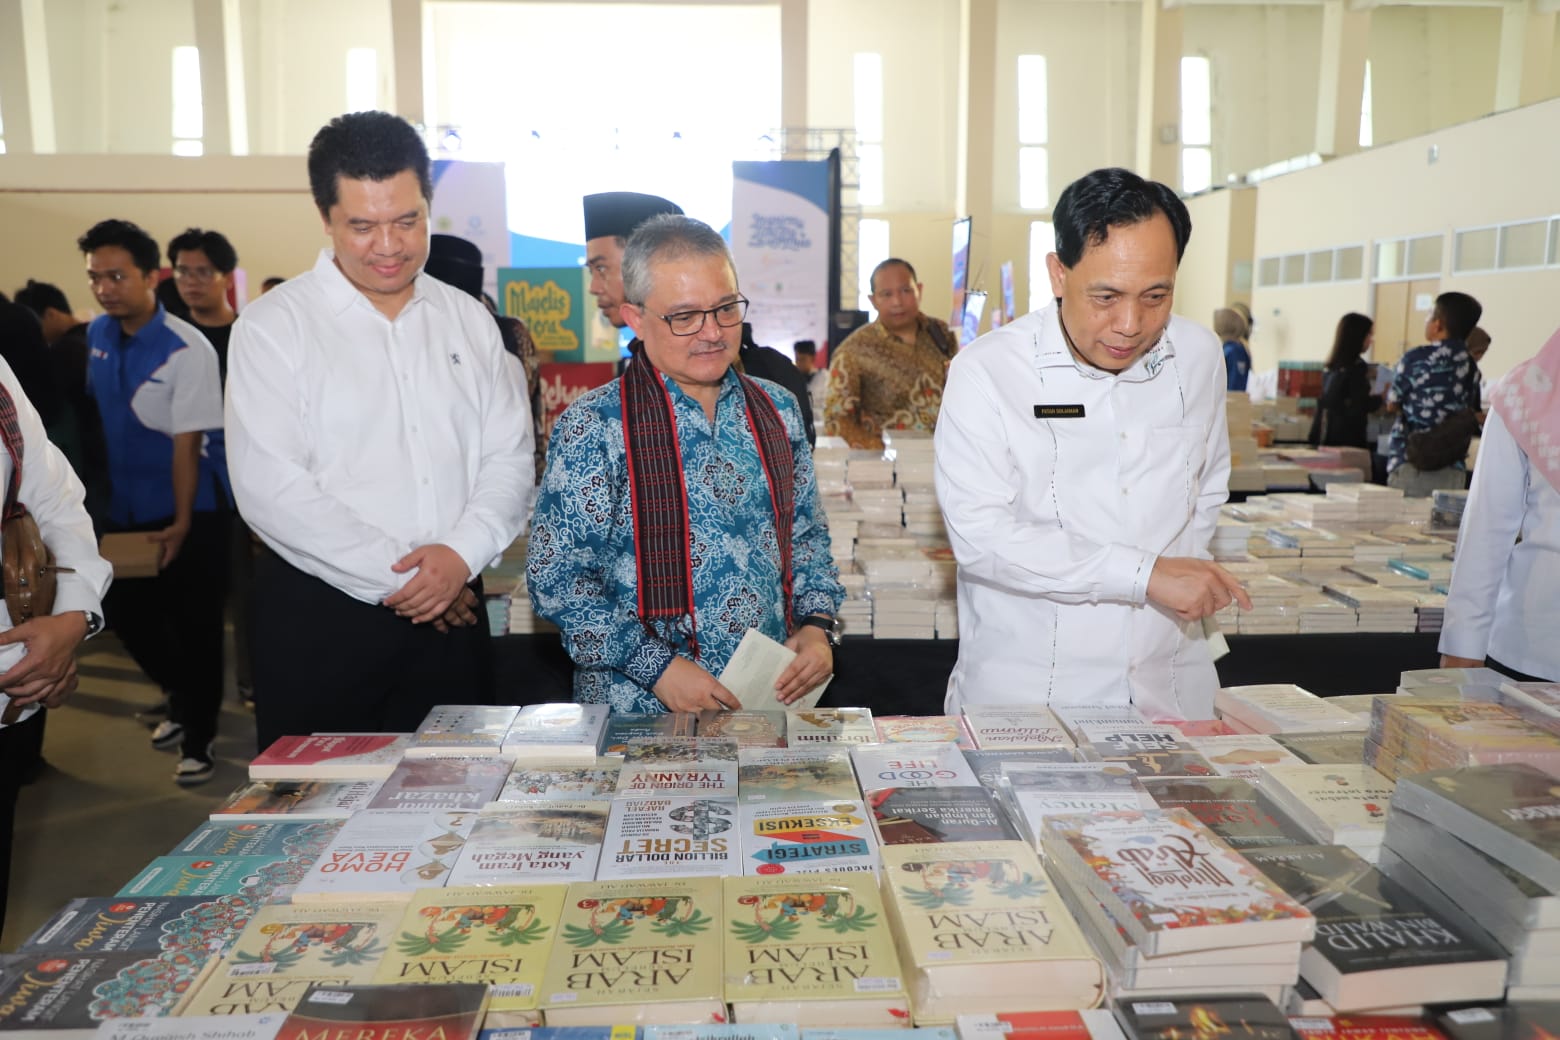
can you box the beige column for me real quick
[193,0,246,155]
[0,0,55,153]
[1135,0,1181,185]
[780,0,808,157]
[1495,0,1556,112]
[1315,0,1370,158]
[955,0,998,221]
[390,0,425,126]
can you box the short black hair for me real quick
[307,111,432,216]
[792,340,817,357]
[262,276,286,291]
[869,258,918,293]
[1051,167,1192,269]
[13,279,71,317]
[168,227,238,272]
[77,219,161,274]
[1433,291,1482,342]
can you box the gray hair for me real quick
[621,214,736,306]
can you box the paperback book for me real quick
[89,1012,288,1040]
[1383,805,1559,929]
[992,764,1154,846]
[446,803,607,885]
[273,982,488,1040]
[18,897,247,957]
[787,709,878,746]
[291,810,479,902]
[737,748,860,804]
[539,876,726,1024]
[1051,707,1151,745]
[956,1011,1125,1040]
[1269,733,1368,766]
[873,716,975,749]
[1080,740,1217,780]
[502,704,611,760]
[249,735,411,781]
[211,781,383,822]
[960,707,1073,751]
[1108,996,1295,1040]
[1140,777,1312,849]
[616,739,740,798]
[1181,735,1304,782]
[695,711,787,749]
[118,857,296,900]
[850,743,977,797]
[867,786,1019,845]
[1258,765,1395,857]
[170,820,345,861]
[601,714,697,757]
[739,800,879,874]
[1436,1005,1560,1040]
[0,950,206,1032]
[598,797,741,879]
[1215,685,1367,734]
[405,705,521,758]
[1389,764,1560,890]
[962,750,1078,791]
[366,756,511,813]
[721,872,908,1025]
[498,760,622,802]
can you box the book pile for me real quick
[1269,495,1355,527]
[1180,733,1305,782]
[1326,482,1406,524]
[1382,764,1560,1001]
[1215,685,1367,735]
[1235,576,1304,635]
[1501,680,1560,719]
[1431,488,1468,531]
[1211,520,1252,559]
[993,763,1155,847]
[869,588,938,639]
[1257,763,1395,863]
[1041,808,1312,1001]
[1297,592,1358,634]
[503,703,611,760]
[837,570,872,635]
[1364,697,1560,780]
[1320,583,1418,633]
[1140,776,1312,850]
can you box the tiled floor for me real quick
[0,633,257,951]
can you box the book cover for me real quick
[961,707,1073,751]
[1287,1015,1446,1040]
[211,781,383,822]
[1109,996,1294,1040]
[1050,707,1151,744]
[874,716,974,749]
[811,1030,956,1040]
[787,710,878,746]
[177,902,403,1017]
[499,760,622,801]
[1436,1005,1560,1040]
[1390,764,1560,890]
[739,801,879,874]
[90,1012,288,1040]
[170,820,345,861]
[1383,805,1559,928]
[539,877,725,1023]
[954,1012,1093,1040]
[446,805,608,885]
[721,873,907,1024]
[995,764,1154,843]
[372,884,567,1020]
[695,711,787,749]
[19,897,251,957]
[1081,741,1217,780]
[1040,808,1314,956]
[1270,733,1367,766]
[738,748,860,804]
[1243,844,1506,1008]
[850,744,977,796]
[1182,736,1304,782]
[962,750,1078,791]
[249,735,411,781]
[503,704,611,758]
[1215,686,1365,734]
[292,810,479,902]
[366,757,511,812]
[0,950,206,1030]
[118,858,296,900]
[616,739,740,798]
[601,715,695,757]
[1140,777,1313,849]
[598,797,741,880]
[645,1028,798,1040]
[1259,765,1394,843]
[406,705,521,757]
[480,1030,639,1040]
[273,982,487,1040]
[867,786,1018,845]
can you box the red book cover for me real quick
[990,1011,1094,1040]
[1291,1016,1447,1040]
[276,983,487,1040]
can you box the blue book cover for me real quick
[18,896,252,956]
[483,1029,640,1040]
[645,1029,799,1040]
[117,855,295,899]
[804,1032,956,1040]
[171,818,344,859]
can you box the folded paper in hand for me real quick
[717,627,832,711]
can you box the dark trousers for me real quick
[229,519,256,695]
[103,510,231,759]
[0,711,44,938]
[251,551,494,752]
[1487,655,1555,684]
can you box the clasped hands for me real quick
[383,543,479,632]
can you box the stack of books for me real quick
[1180,732,1305,782]
[1326,482,1406,524]
[1364,697,1560,780]
[837,570,872,635]
[1140,776,1312,849]
[1501,680,1560,719]
[502,702,611,759]
[1431,488,1468,531]
[994,763,1154,847]
[1321,583,1419,633]
[869,589,938,639]
[1214,685,1367,735]
[1383,764,1560,1002]
[1297,592,1359,634]
[1257,763,1396,863]
[1235,576,1304,634]
[1211,520,1252,559]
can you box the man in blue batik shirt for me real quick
[1385,291,1484,497]
[527,215,843,714]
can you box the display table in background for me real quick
[492,632,1441,715]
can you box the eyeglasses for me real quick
[173,265,217,281]
[653,296,748,336]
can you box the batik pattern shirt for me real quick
[822,315,953,450]
[527,367,843,713]
[1386,339,1482,473]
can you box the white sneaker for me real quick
[150,720,184,750]
[173,755,214,786]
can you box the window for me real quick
[1499,220,1548,269]
[1374,234,1443,281]
[1028,220,1056,314]
[346,48,379,113]
[1181,56,1212,194]
[1256,243,1364,286]
[1454,228,1498,273]
[858,218,890,312]
[854,53,884,207]
[172,46,203,156]
[1359,61,1373,149]
[1017,55,1048,209]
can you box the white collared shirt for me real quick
[225,249,535,604]
[934,302,1230,720]
[0,357,113,728]
[1439,405,1560,680]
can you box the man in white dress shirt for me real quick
[935,168,1250,721]
[226,112,534,750]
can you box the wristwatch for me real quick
[80,610,104,638]
[797,614,843,647]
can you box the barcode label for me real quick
[1133,1003,1178,1016]
[1290,1020,1334,1031]
[1447,1011,1496,1025]
[492,983,535,998]
[307,990,354,1006]
[1148,913,1179,924]
[926,950,954,961]
[549,993,578,1003]
[854,977,902,993]
[228,963,277,977]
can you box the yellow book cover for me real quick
[722,872,909,1025]
[371,883,569,1025]
[539,876,726,1025]
[181,901,402,1016]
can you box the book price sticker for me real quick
[1446,1011,1497,1025]
[926,950,954,961]
[1147,913,1179,925]
[307,990,355,1006]
[229,962,278,977]
[1290,1020,1334,1032]
[549,993,579,1003]
[853,977,903,993]
[1132,1003,1180,1016]
[492,983,535,998]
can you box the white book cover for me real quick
[445,802,608,885]
[739,799,879,874]
[1260,763,1395,841]
[597,795,742,879]
[406,704,521,757]
[616,738,740,797]
[1214,685,1366,734]
[718,627,832,711]
[787,708,878,745]
[737,746,861,803]
[961,706,1075,750]
[1052,706,1151,743]
[849,742,977,795]
[92,1014,288,1040]
[501,702,610,758]
[292,808,480,901]
[998,763,1156,842]
[1184,734,1305,783]
[497,758,622,801]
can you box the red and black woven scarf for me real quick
[621,348,794,658]
[0,383,25,521]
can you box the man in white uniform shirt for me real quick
[227,112,534,750]
[935,168,1250,720]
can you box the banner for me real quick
[537,362,616,444]
[499,267,591,363]
[431,160,509,299]
[731,160,831,355]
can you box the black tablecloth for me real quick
[493,631,1441,714]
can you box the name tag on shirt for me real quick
[1034,404,1086,419]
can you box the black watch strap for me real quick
[797,615,841,646]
